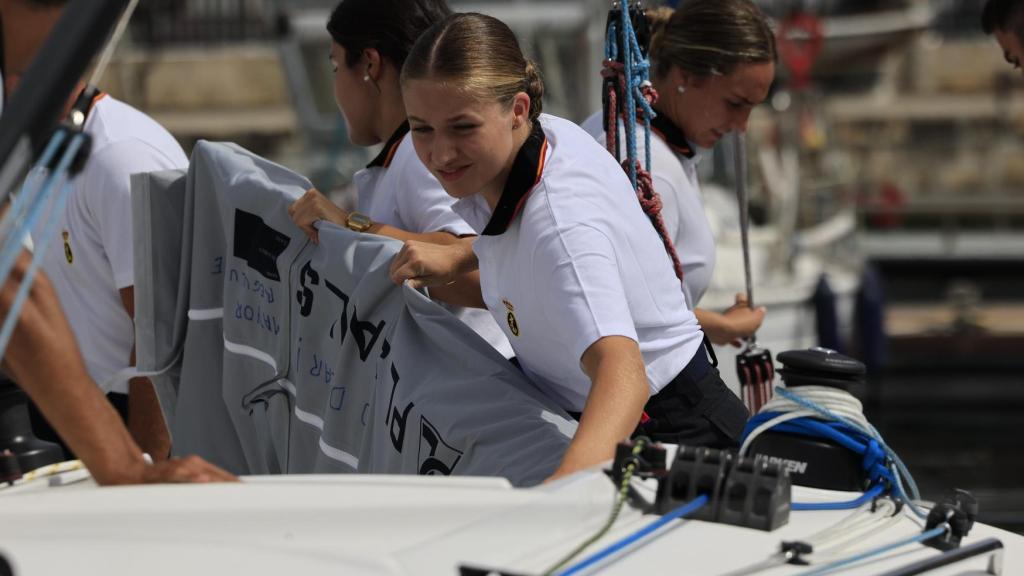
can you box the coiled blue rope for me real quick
[606,2,657,186]
[741,386,926,518]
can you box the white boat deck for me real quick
[1,464,1019,575]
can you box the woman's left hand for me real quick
[389,239,477,289]
[288,188,348,244]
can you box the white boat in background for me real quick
[699,0,937,392]
[700,142,863,398]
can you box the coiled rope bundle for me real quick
[740,381,925,518]
[603,2,685,282]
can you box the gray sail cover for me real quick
[131,141,574,486]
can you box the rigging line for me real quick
[557,494,709,576]
[0,132,68,291]
[0,134,86,357]
[795,525,949,576]
[542,439,648,576]
[88,0,140,88]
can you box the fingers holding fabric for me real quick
[389,241,460,288]
[289,188,347,245]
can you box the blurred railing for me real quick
[131,0,272,46]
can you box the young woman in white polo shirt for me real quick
[391,13,749,479]
[581,0,775,348]
[287,0,511,357]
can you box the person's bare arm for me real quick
[547,336,650,481]
[119,286,171,462]
[288,188,455,245]
[2,252,234,484]
[290,189,484,307]
[695,293,766,347]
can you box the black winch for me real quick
[746,348,871,492]
[0,378,64,476]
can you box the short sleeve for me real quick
[535,224,638,364]
[393,145,475,237]
[83,141,186,289]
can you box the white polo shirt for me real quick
[580,111,716,308]
[452,114,704,412]
[354,122,513,358]
[33,95,188,393]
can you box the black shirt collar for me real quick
[366,121,410,169]
[650,110,695,159]
[481,121,548,236]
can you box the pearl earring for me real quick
[363,75,370,82]
[677,85,687,94]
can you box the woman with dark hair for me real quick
[391,13,749,480]
[582,0,776,349]
[288,0,511,357]
[983,0,1024,71]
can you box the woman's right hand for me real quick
[697,293,766,347]
[389,238,477,289]
[103,454,238,485]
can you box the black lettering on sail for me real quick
[233,209,290,281]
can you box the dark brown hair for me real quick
[983,0,1024,38]
[648,0,776,79]
[327,0,451,70]
[401,12,544,121]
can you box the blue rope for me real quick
[774,387,925,518]
[619,4,637,188]
[0,131,69,298]
[741,387,927,518]
[0,132,86,359]
[606,2,657,180]
[791,484,886,512]
[795,525,948,576]
[556,495,709,576]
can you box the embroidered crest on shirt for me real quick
[62,230,74,264]
[502,299,520,337]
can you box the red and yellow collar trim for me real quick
[481,121,548,236]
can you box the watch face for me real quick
[348,212,372,232]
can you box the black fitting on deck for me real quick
[654,445,791,531]
[612,436,667,485]
[924,489,978,551]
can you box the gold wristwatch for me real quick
[346,211,373,232]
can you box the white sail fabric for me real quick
[132,141,574,486]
